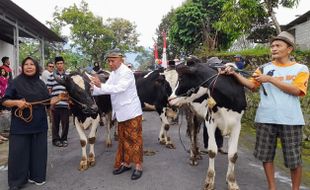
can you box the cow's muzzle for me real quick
[82,104,98,115]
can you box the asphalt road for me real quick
[0,111,309,190]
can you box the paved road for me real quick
[0,111,309,190]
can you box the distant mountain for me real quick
[125,52,138,67]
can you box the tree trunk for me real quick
[270,10,281,34]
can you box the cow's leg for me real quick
[158,108,175,149]
[158,122,166,144]
[159,123,175,149]
[103,112,113,147]
[226,123,241,190]
[74,119,89,171]
[193,118,202,160]
[88,115,100,167]
[186,110,201,166]
[204,121,217,190]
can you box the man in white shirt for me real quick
[41,62,54,84]
[91,49,143,180]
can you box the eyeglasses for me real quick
[48,65,54,68]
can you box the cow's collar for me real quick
[176,73,219,98]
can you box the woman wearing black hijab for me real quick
[2,57,50,190]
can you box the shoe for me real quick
[62,140,68,147]
[28,179,46,186]
[9,186,20,190]
[131,169,143,180]
[218,148,228,154]
[113,165,132,175]
[52,141,63,147]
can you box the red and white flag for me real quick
[161,31,167,68]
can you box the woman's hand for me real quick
[16,99,30,109]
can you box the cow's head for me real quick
[169,61,214,107]
[54,71,98,115]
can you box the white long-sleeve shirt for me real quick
[92,63,142,122]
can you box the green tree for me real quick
[106,18,140,52]
[216,0,300,39]
[49,1,140,64]
[169,2,208,54]
[55,1,114,63]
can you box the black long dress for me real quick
[2,72,50,188]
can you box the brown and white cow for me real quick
[55,72,111,171]
[169,61,246,190]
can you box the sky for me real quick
[11,0,310,48]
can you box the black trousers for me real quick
[8,131,47,187]
[51,108,70,142]
[203,126,223,149]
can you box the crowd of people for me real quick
[0,31,309,190]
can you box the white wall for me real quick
[294,20,310,50]
[0,39,17,77]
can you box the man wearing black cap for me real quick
[46,56,70,147]
[221,31,309,190]
[91,49,143,180]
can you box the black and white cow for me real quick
[55,72,112,171]
[169,61,246,190]
[135,68,178,148]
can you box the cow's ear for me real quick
[82,71,93,83]
[82,71,92,80]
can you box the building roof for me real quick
[285,10,310,29]
[0,0,64,44]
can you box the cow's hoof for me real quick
[204,171,215,190]
[78,163,89,171]
[106,141,112,148]
[88,160,96,167]
[189,159,198,166]
[228,183,239,190]
[203,183,215,190]
[165,143,175,149]
[159,140,166,145]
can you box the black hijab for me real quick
[13,57,50,102]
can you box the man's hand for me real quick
[253,74,272,83]
[91,76,102,88]
[219,66,236,75]
[50,93,69,105]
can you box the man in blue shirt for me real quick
[234,54,246,70]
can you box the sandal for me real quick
[53,141,63,147]
[62,140,68,147]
